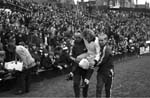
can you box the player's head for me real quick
[98,33,108,47]
[74,31,82,42]
[82,29,95,43]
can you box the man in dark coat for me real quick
[67,32,94,98]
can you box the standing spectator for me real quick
[30,30,42,47]
[0,38,5,69]
[8,43,36,94]
[96,33,114,98]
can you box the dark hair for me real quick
[54,46,62,55]
[7,43,16,52]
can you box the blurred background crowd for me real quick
[0,0,150,72]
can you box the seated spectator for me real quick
[53,46,71,70]
[40,48,53,70]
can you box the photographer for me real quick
[8,43,36,94]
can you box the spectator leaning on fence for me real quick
[7,43,36,95]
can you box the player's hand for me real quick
[70,56,80,63]
[90,60,95,66]
[70,56,76,61]
[74,58,80,63]
[86,57,95,67]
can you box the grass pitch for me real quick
[0,55,150,97]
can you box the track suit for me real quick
[96,45,114,98]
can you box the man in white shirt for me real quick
[15,45,35,69]
[8,43,36,94]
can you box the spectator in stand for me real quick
[40,48,53,70]
[0,38,5,69]
[75,29,100,87]
[53,46,71,70]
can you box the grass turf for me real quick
[0,55,150,97]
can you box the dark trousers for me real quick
[16,68,32,92]
[85,68,94,80]
[96,71,113,98]
[73,67,93,98]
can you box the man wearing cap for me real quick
[9,44,36,94]
[96,33,114,98]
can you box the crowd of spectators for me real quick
[0,0,150,72]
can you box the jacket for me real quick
[97,45,114,76]
[16,45,35,69]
